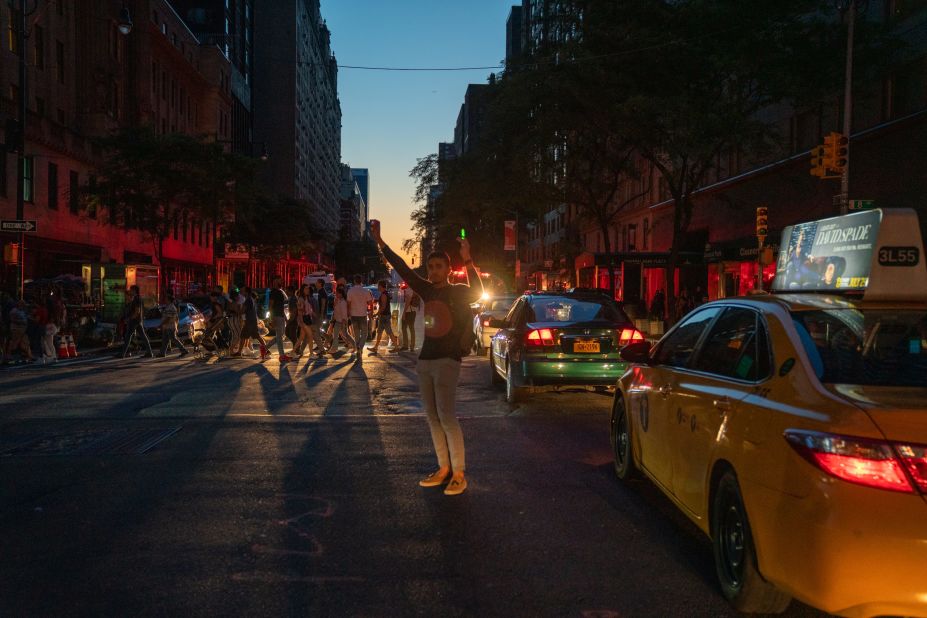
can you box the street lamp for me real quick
[117,4,134,36]
[8,1,130,299]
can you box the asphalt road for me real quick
[0,346,829,617]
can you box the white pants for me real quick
[416,357,464,471]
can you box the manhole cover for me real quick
[0,426,182,457]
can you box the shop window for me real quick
[47,162,58,209]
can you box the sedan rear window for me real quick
[790,309,927,386]
[526,296,628,323]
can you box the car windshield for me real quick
[489,298,516,312]
[526,296,627,323]
[791,308,927,386]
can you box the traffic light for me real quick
[810,145,827,178]
[756,206,769,242]
[831,132,848,174]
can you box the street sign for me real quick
[1,219,37,232]
[848,200,875,211]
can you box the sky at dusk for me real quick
[322,0,513,264]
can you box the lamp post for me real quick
[9,1,131,299]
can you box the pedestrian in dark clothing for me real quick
[372,220,483,496]
[266,277,291,362]
[235,287,266,358]
[650,289,665,321]
[160,293,189,357]
[119,285,153,358]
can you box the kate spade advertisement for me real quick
[772,209,882,291]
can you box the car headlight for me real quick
[481,292,490,301]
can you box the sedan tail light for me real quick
[785,430,917,494]
[618,328,645,345]
[526,328,555,347]
[896,443,927,493]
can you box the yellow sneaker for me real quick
[443,474,467,496]
[418,468,450,488]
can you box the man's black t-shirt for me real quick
[377,291,391,316]
[381,245,482,361]
[269,288,287,318]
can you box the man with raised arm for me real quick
[370,220,483,496]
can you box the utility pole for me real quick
[14,0,27,300]
[839,1,855,215]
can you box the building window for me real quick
[87,175,97,218]
[56,40,65,83]
[205,222,211,248]
[8,8,20,54]
[0,150,7,198]
[22,156,34,202]
[111,83,119,119]
[182,211,187,241]
[627,224,638,251]
[33,25,44,69]
[162,71,167,99]
[47,162,58,209]
[69,170,79,213]
[643,218,650,250]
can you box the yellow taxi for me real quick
[610,209,927,617]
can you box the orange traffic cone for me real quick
[57,336,69,360]
[66,334,78,358]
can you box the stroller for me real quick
[193,316,231,360]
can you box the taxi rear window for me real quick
[790,309,927,386]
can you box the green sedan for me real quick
[488,289,644,404]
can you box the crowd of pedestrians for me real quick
[1,289,68,365]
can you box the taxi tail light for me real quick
[784,430,915,494]
[617,328,644,345]
[896,443,927,493]
[526,328,556,347]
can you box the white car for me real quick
[472,295,518,355]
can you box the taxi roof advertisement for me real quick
[773,209,882,292]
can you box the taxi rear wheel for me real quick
[711,471,791,614]
[610,396,638,480]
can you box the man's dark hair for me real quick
[317,278,325,286]
[426,251,451,266]
[353,274,363,284]
[378,279,388,289]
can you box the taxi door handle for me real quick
[658,385,673,398]
[713,398,732,412]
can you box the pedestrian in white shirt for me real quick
[346,275,373,364]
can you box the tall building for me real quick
[505,5,523,64]
[0,0,232,296]
[339,164,366,242]
[252,0,342,241]
[453,83,491,157]
[350,168,369,213]
[169,0,255,156]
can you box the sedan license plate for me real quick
[573,339,600,353]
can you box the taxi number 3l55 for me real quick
[877,246,920,266]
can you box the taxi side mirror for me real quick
[487,317,506,329]
[620,341,652,364]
